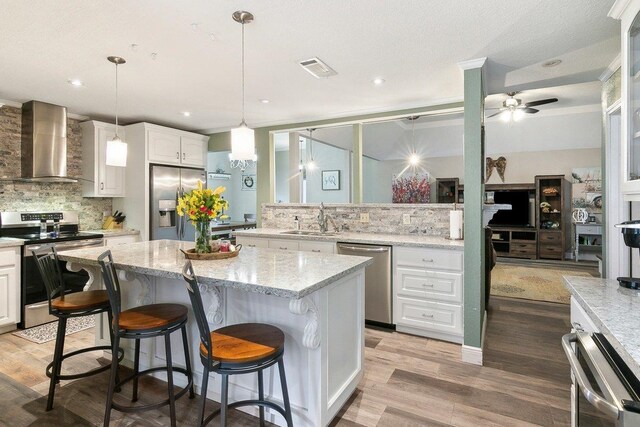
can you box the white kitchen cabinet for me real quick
[393,246,464,343]
[105,234,140,246]
[0,247,20,332]
[146,126,208,168]
[298,240,335,254]
[268,239,300,251]
[236,237,269,248]
[80,121,126,197]
[611,1,640,199]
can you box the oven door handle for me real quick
[562,333,620,419]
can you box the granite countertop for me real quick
[84,229,140,237]
[234,228,464,250]
[564,275,640,377]
[58,239,372,299]
[0,237,24,248]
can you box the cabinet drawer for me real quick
[267,239,299,251]
[394,247,463,272]
[539,232,561,243]
[0,248,18,267]
[539,244,562,259]
[236,237,268,248]
[510,241,536,251]
[395,267,462,303]
[298,241,335,254]
[395,297,462,336]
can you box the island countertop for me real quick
[564,275,640,377]
[58,239,372,299]
[234,228,464,250]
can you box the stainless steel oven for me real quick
[22,238,104,328]
[563,332,640,426]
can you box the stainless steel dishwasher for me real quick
[337,243,392,326]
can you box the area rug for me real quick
[12,316,95,344]
[490,264,595,304]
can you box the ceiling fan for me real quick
[487,92,558,121]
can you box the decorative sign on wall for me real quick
[392,173,431,203]
[241,174,256,191]
[571,167,602,218]
[322,170,340,190]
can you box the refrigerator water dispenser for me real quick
[158,199,176,228]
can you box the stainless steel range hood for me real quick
[18,101,77,182]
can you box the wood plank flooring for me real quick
[0,296,571,426]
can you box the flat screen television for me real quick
[488,190,532,227]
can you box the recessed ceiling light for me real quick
[182,111,191,117]
[259,99,270,104]
[191,23,199,31]
[209,33,216,41]
[542,59,562,68]
[372,77,385,86]
[67,79,84,87]
[130,43,139,52]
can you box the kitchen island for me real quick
[58,239,372,427]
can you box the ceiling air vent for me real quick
[299,57,337,79]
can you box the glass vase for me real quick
[194,220,212,253]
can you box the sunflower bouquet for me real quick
[177,181,228,253]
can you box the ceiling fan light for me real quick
[230,123,255,161]
[513,109,525,121]
[106,135,128,167]
[500,110,512,122]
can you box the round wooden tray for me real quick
[181,244,242,260]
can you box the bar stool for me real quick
[98,250,194,427]
[181,261,294,427]
[32,246,123,411]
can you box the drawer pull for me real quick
[422,258,434,263]
[279,247,288,250]
[311,249,321,253]
[422,283,434,288]
[421,313,434,318]
[247,244,256,247]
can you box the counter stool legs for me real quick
[164,334,177,427]
[132,339,140,402]
[220,374,229,427]
[180,326,195,399]
[46,318,67,411]
[104,334,120,426]
[199,364,210,426]
[278,359,294,427]
[258,370,265,427]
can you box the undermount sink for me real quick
[280,230,338,236]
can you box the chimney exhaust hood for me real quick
[16,101,77,183]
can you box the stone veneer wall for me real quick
[0,105,111,230]
[261,203,459,236]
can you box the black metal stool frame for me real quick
[32,245,124,412]
[182,261,294,427]
[98,250,194,427]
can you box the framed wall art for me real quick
[322,170,340,191]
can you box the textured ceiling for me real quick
[0,0,619,132]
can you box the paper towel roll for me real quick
[450,210,463,240]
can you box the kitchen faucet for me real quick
[317,202,327,232]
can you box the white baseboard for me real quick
[461,310,488,365]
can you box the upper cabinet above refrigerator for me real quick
[145,124,208,168]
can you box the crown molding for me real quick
[609,0,632,19]
[599,53,622,82]
[457,57,487,71]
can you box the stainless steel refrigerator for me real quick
[150,165,206,242]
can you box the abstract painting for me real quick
[392,173,431,203]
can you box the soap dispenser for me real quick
[294,216,300,230]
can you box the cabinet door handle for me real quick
[176,151,180,159]
[182,152,186,160]
[100,182,104,190]
[422,258,434,263]
[421,313,434,318]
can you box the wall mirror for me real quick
[274,125,353,203]
[362,111,464,203]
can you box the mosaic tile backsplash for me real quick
[0,105,112,230]
[262,203,458,236]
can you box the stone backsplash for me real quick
[262,203,459,236]
[0,105,112,230]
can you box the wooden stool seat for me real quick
[51,289,110,312]
[199,323,285,364]
[117,303,188,331]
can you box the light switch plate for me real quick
[360,213,370,223]
[402,214,411,225]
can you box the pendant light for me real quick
[229,11,257,171]
[105,56,127,167]
[306,128,317,170]
[407,116,420,166]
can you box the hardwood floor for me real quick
[0,296,570,426]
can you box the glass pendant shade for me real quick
[106,135,128,167]
[230,123,255,161]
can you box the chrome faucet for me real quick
[317,203,328,233]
